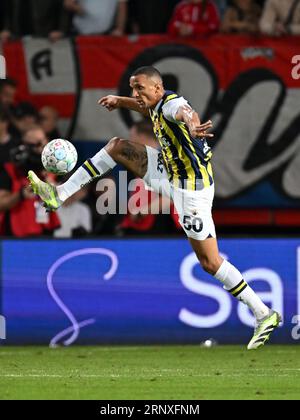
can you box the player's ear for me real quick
[155,82,161,93]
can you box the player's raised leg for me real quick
[172,184,281,350]
[28,137,149,211]
[189,236,282,350]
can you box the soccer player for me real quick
[28,66,281,349]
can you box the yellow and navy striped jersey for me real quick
[149,91,213,191]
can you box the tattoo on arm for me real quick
[120,143,148,175]
[177,105,202,133]
[181,105,195,122]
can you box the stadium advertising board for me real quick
[1,239,299,345]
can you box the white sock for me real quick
[57,148,117,202]
[214,260,270,321]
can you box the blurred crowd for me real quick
[0,0,300,41]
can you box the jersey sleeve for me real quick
[162,97,190,124]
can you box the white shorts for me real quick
[143,146,216,241]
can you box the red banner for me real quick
[3,35,300,202]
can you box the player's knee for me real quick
[106,137,124,158]
[200,257,221,275]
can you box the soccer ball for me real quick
[42,139,78,175]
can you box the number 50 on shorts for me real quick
[183,215,203,233]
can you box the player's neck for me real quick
[150,91,166,110]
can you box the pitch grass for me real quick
[0,346,299,400]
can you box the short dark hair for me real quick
[131,66,163,82]
[0,77,17,92]
[0,104,10,122]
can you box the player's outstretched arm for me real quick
[98,95,149,117]
[176,105,214,140]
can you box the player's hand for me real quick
[98,95,120,111]
[190,120,214,139]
